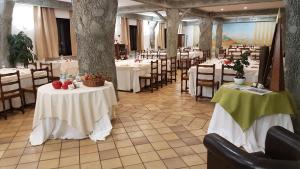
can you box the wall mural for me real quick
[213,21,276,49]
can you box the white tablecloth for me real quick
[48,60,79,77]
[188,59,259,97]
[116,59,168,92]
[30,82,117,145]
[208,103,294,153]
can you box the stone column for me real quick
[199,17,213,56]
[284,0,300,134]
[166,8,180,58]
[0,0,15,66]
[73,0,118,92]
[215,20,223,57]
[149,21,158,49]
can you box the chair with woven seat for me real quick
[196,64,219,100]
[158,58,168,88]
[40,62,59,82]
[139,60,159,92]
[0,71,25,119]
[23,68,50,105]
[167,56,177,83]
[180,59,190,92]
[221,64,236,85]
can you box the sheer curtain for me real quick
[137,19,144,51]
[69,11,77,57]
[33,6,59,59]
[120,17,131,52]
[155,22,166,49]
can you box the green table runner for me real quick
[211,86,296,131]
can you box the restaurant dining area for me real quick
[0,0,299,169]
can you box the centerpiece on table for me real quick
[225,52,250,85]
[81,73,109,87]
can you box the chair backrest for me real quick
[180,59,190,76]
[180,51,189,60]
[40,62,54,79]
[196,64,215,83]
[160,58,167,73]
[31,68,50,92]
[169,56,177,72]
[221,64,236,85]
[0,71,22,98]
[150,60,158,77]
[202,50,210,61]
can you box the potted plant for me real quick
[225,52,250,85]
[7,31,36,67]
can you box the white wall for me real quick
[182,24,194,47]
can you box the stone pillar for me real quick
[73,0,118,92]
[284,0,300,134]
[199,17,213,56]
[215,20,223,57]
[166,8,180,58]
[0,0,15,66]
[149,21,158,49]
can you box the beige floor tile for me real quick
[144,160,167,169]
[80,152,99,164]
[2,148,24,158]
[0,156,21,167]
[23,146,43,155]
[16,162,38,169]
[151,141,170,150]
[19,153,41,164]
[174,146,195,156]
[38,158,59,169]
[128,131,145,139]
[101,158,122,169]
[198,153,207,162]
[135,144,154,154]
[99,149,119,160]
[139,151,160,162]
[121,154,142,166]
[42,143,61,152]
[7,141,27,150]
[146,135,164,143]
[115,139,133,148]
[98,142,116,151]
[124,163,145,169]
[118,146,137,156]
[163,157,187,169]
[80,139,96,147]
[59,164,80,169]
[167,139,186,148]
[181,154,205,166]
[190,144,207,153]
[131,137,149,146]
[161,133,179,141]
[40,150,60,160]
[61,141,79,149]
[80,144,98,154]
[157,148,178,159]
[59,155,79,167]
[80,161,101,169]
[60,148,79,157]
[190,164,207,169]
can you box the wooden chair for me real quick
[23,68,50,105]
[218,49,227,59]
[221,64,236,85]
[40,62,59,81]
[158,58,168,87]
[196,64,219,100]
[0,71,25,119]
[180,59,190,92]
[139,60,159,92]
[24,62,37,69]
[167,56,177,83]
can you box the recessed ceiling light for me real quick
[244,6,248,10]
[221,8,224,11]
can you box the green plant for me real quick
[7,31,36,67]
[227,52,250,79]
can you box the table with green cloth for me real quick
[207,85,295,153]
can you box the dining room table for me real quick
[115,59,168,92]
[208,84,295,153]
[29,81,117,145]
[188,58,259,97]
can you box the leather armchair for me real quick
[203,126,300,169]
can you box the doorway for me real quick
[129,25,137,51]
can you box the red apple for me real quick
[62,83,68,90]
[52,80,62,89]
[64,80,72,86]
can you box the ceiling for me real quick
[199,1,284,12]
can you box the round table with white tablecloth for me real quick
[30,81,117,145]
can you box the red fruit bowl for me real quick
[52,81,62,89]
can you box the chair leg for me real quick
[195,86,198,101]
[20,96,25,114]
[185,79,188,92]
[2,100,7,120]
[150,79,153,93]
[181,79,183,92]
[212,86,215,98]
[139,78,142,92]
[200,86,203,97]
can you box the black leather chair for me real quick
[203,126,300,169]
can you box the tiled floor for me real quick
[0,80,215,169]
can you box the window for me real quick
[129,25,137,51]
[56,18,72,56]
